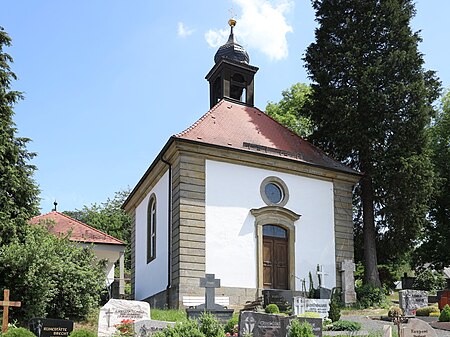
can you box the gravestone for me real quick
[294,297,330,318]
[438,290,450,310]
[238,311,322,337]
[97,299,150,337]
[399,290,428,316]
[401,273,416,290]
[29,318,74,337]
[262,289,293,312]
[133,319,175,337]
[401,318,437,337]
[340,259,357,305]
[185,274,234,323]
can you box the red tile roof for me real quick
[175,99,357,175]
[30,211,125,245]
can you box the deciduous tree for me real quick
[304,0,440,285]
[265,83,313,137]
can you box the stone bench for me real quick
[182,296,229,308]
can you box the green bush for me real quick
[416,306,440,316]
[0,224,104,321]
[388,306,403,317]
[198,312,224,337]
[224,315,239,335]
[69,329,96,337]
[288,320,315,337]
[2,328,37,337]
[355,284,387,308]
[328,320,361,331]
[265,304,280,314]
[412,269,446,292]
[328,288,341,322]
[439,304,450,322]
[152,320,205,337]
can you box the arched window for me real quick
[147,194,156,263]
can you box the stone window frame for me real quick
[250,206,300,292]
[260,176,289,207]
[147,193,157,263]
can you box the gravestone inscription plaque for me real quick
[262,289,293,312]
[238,311,322,337]
[401,318,437,337]
[29,318,74,337]
[133,319,175,337]
[399,290,428,316]
[97,299,150,337]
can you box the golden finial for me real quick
[228,8,237,27]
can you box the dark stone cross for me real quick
[105,308,113,328]
[0,289,21,333]
[200,274,220,309]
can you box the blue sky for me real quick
[2,0,448,213]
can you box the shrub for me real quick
[416,306,440,317]
[327,320,361,331]
[2,328,37,337]
[224,315,239,335]
[413,269,446,292]
[288,320,315,337]
[430,311,441,317]
[265,304,280,314]
[198,312,224,337]
[439,304,450,322]
[355,284,387,308]
[328,288,341,322]
[153,320,205,337]
[69,329,96,337]
[388,306,403,317]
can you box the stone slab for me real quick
[29,318,73,337]
[133,319,175,337]
[263,289,293,312]
[238,311,322,337]
[399,290,428,316]
[97,299,150,337]
[401,318,437,337]
[294,297,330,318]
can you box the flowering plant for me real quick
[114,319,135,337]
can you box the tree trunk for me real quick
[360,172,381,287]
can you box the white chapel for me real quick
[123,19,360,309]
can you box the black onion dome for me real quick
[214,19,249,64]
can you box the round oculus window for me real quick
[264,183,283,204]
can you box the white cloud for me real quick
[204,0,293,61]
[205,28,229,48]
[177,22,195,38]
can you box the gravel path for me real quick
[343,315,450,337]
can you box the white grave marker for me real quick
[98,299,150,337]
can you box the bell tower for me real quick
[205,19,259,108]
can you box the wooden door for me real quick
[263,228,288,289]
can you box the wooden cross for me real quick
[0,289,21,333]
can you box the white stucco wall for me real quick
[205,160,336,291]
[134,171,169,300]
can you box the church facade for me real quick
[123,19,360,309]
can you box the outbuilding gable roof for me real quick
[175,99,357,175]
[30,211,125,245]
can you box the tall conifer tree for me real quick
[304,1,440,285]
[0,27,40,244]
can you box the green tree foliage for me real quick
[64,189,132,270]
[0,223,104,321]
[413,90,450,269]
[0,27,40,245]
[303,0,441,285]
[265,83,313,138]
